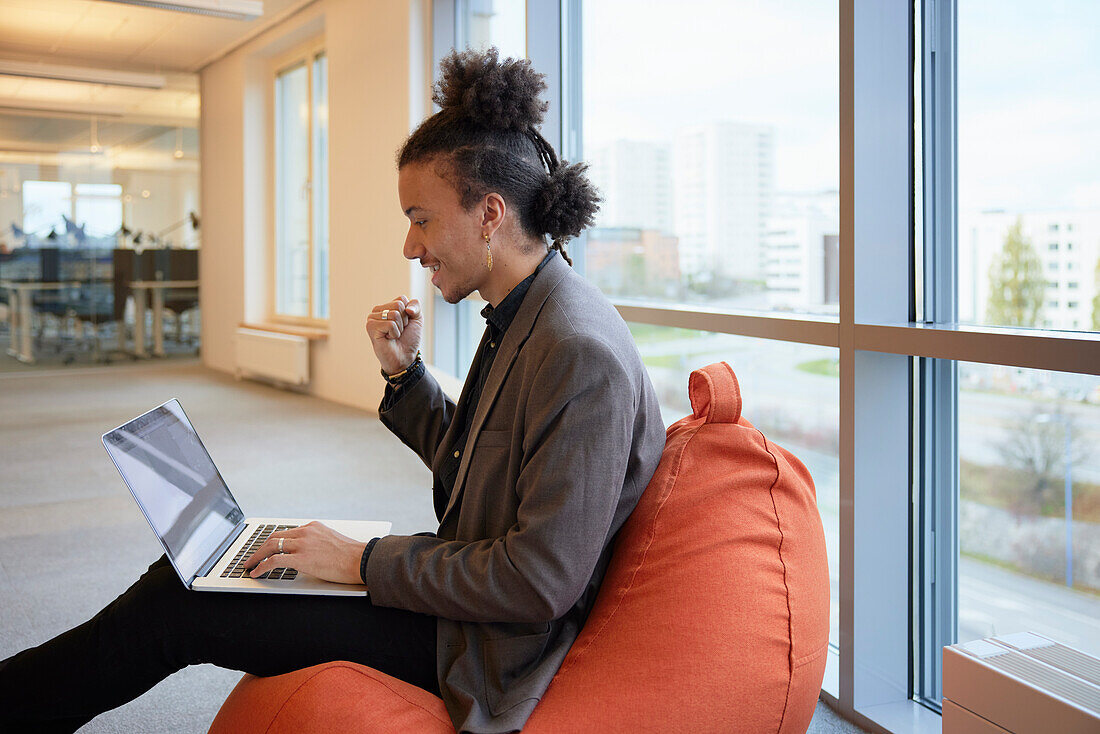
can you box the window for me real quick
[22,181,122,243]
[274,47,329,321]
[957,2,1099,334]
[22,181,71,238]
[915,0,1100,717]
[957,364,1100,659]
[459,0,526,59]
[430,0,530,376]
[74,184,123,239]
[581,0,838,316]
[577,0,840,674]
[425,3,1100,732]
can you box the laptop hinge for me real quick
[192,520,248,585]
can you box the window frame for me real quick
[269,38,329,326]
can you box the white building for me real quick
[586,139,673,235]
[764,191,840,311]
[672,121,774,283]
[959,210,1100,331]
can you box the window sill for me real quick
[819,690,943,734]
[238,322,329,340]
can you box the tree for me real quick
[994,406,1092,516]
[986,218,1045,328]
[1092,257,1100,331]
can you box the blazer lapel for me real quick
[440,253,571,524]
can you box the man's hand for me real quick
[243,521,367,586]
[366,296,422,375]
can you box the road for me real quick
[958,555,1100,658]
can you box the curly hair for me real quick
[398,48,600,265]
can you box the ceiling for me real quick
[0,0,307,130]
[0,0,303,74]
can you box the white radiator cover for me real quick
[943,632,1100,733]
[235,328,309,386]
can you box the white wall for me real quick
[200,0,419,412]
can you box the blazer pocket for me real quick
[481,630,551,716]
[475,429,512,449]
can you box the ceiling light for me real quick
[0,59,166,89]
[90,116,102,154]
[94,0,263,20]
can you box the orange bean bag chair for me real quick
[209,362,830,733]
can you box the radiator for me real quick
[235,327,309,386]
[943,632,1100,733]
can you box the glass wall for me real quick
[0,114,200,369]
[956,1,1100,333]
[582,0,839,315]
[957,362,1100,657]
[425,3,1100,729]
[580,0,841,652]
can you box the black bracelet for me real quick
[381,351,422,384]
[360,537,380,585]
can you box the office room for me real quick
[1,1,1097,732]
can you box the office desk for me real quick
[0,280,80,363]
[130,280,199,357]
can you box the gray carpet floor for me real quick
[0,361,866,733]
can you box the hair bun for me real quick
[534,161,601,243]
[432,47,549,132]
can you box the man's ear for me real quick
[481,192,507,236]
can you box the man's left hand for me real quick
[244,521,367,586]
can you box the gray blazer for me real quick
[369,252,665,733]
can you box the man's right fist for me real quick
[366,296,423,375]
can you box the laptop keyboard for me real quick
[219,524,299,581]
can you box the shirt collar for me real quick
[480,249,557,334]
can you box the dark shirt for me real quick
[364,250,555,582]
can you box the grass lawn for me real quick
[796,357,840,378]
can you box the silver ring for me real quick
[278,537,285,554]
[380,309,389,320]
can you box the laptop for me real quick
[102,398,390,597]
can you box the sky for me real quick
[957,0,1100,212]
[574,0,1099,212]
[582,0,838,194]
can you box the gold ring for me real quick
[278,537,285,554]
[381,309,389,320]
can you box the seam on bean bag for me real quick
[793,642,829,669]
[263,663,452,733]
[556,426,695,672]
[758,429,796,734]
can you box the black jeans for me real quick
[0,555,438,733]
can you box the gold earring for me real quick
[484,233,493,272]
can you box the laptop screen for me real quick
[103,399,244,583]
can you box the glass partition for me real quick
[0,113,200,371]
